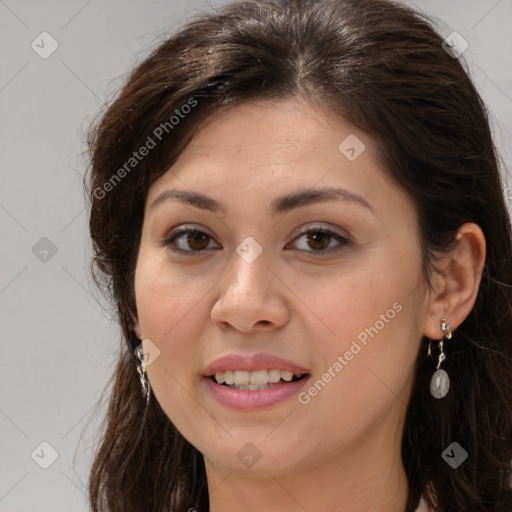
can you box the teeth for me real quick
[249,370,268,385]
[268,369,281,383]
[212,369,304,386]
[281,371,294,382]
[233,370,250,385]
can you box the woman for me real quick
[84,0,512,510]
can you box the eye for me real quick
[161,225,350,256]
[162,226,219,256]
[287,226,350,256]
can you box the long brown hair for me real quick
[83,0,512,510]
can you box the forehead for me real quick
[145,98,411,218]
[179,98,357,161]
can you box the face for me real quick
[133,98,430,478]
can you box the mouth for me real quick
[202,352,311,409]
[209,369,309,390]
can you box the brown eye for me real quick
[162,226,349,257]
[304,231,332,251]
[183,231,210,250]
[288,228,350,256]
[163,228,218,255]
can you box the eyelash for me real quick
[161,225,350,257]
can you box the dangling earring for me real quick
[428,318,452,399]
[134,336,151,405]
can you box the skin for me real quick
[132,97,486,512]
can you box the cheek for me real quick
[134,258,203,395]
[134,255,236,423]
[294,306,419,453]
[288,252,400,352]
[292,251,421,419]
[134,254,205,343]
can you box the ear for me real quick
[422,223,486,340]
[129,309,142,339]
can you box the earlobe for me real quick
[422,222,486,339]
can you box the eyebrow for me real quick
[149,187,374,216]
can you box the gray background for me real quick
[1,1,511,510]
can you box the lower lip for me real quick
[203,376,310,410]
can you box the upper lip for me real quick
[203,352,310,376]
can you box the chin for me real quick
[200,437,311,477]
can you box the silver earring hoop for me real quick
[135,345,151,405]
[428,318,452,399]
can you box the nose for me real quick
[210,246,290,333]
